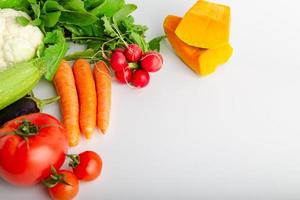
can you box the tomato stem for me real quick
[67,154,80,168]
[43,166,71,188]
[17,120,38,135]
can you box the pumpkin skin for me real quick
[175,0,231,49]
[164,15,233,76]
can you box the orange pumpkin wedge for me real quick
[164,15,233,76]
[175,0,231,49]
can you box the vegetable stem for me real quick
[112,24,128,47]
[66,36,107,41]
[27,93,60,111]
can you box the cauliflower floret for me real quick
[0,9,44,70]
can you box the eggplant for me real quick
[0,95,59,126]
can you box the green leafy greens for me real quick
[0,0,164,79]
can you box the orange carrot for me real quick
[93,60,111,134]
[54,60,80,146]
[73,59,97,139]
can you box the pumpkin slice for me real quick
[164,15,233,76]
[175,0,230,49]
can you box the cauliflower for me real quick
[0,9,44,70]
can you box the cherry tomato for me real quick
[140,51,163,72]
[115,67,132,84]
[46,169,79,200]
[68,151,102,182]
[124,44,142,62]
[0,113,68,186]
[131,69,150,88]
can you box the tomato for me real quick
[68,151,102,181]
[46,169,79,200]
[0,113,68,186]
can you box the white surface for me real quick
[1,0,300,199]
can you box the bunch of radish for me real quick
[110,44,163,88]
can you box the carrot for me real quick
[54,60,80,146]
[93,60,111,134]
[73,59,97,139]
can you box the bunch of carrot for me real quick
[54,59,111,146]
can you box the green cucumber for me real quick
[0,59,44,110]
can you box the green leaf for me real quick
[36,43,45,58]
[42,11,61,27]
[0,0,30,9]
[31,3,41,18]
[67,21,105,37]
[101,16,117,37]
[64,49,95,61]
[90,0,125,17]
[148,36,165,52]
[113,4,137,25]
[60,11,98,26]
[87,41,102,50]
[60,0,86,12]
[63,24,82,36]
[121,16,148,35]
[27,0,36,4]
[16,16,30,26]
[41,30,69,81]
[106,41,119,50]
[42,0,65,13]
[32,18,42,26]
[88,20,105,37]
[43,31,59,43]
[84,0,104,10]
[129,32,148,52]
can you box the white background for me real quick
[1,0,300,199]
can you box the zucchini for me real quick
[0,59,44,110]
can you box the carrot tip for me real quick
[82,130,94,139]
[69,141,79,147]
[99,128,107,135]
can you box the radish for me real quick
[131,69,150,88]
[114,48,125,53]
[115,68,132,84]
[110,51,127,72]
[124,44,142,62]
[140,51,163,72]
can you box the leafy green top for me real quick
[0,0,164,80]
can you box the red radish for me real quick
[115,68,132,84]
[114,48,124,53]
[140,51,163,72]
[131,69,150,88]
[110,51,127,72]
[124,44,143,62]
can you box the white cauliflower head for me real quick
[0,9,44,70]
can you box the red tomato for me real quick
[69,151,102,181]
[0,113,68,186]
[47,170,79,200]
